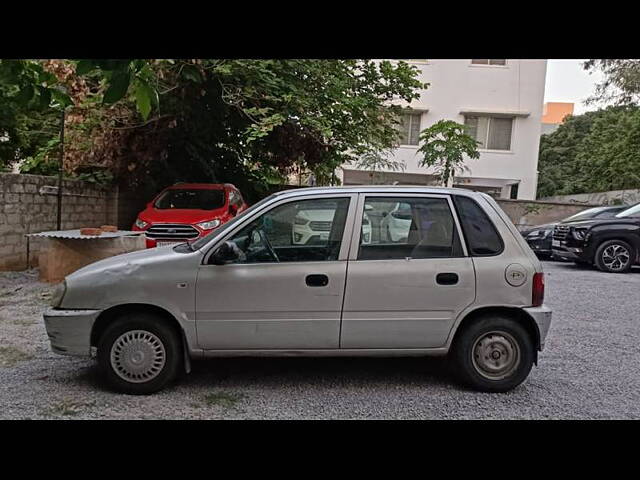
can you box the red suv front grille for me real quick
[146,224,200,240]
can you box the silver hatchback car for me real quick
[44,186,552,394]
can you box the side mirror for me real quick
[229,204,238,216]
[211,241,241,265]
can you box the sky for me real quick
[544,59,605,114]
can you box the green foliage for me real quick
[127,59,425,197]
[584,60,640,106]
[352,151,405,184]
[417,120,480,186]
[75,60,159,120]
[2,59,426,199]
[19,138,61,176]
[537,106,640,197]
[0,61,68,169]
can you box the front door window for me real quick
[222,197,351,263]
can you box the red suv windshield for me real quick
[154,189,226,210]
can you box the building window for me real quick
[398,112,422,146]
[510,183,519,199]
[464,115,513,151]
[471,59,507,66]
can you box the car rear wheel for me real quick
[451,315,534,392]
[97,312,182,395]
[594,239,635,273]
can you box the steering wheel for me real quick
[257,228,279,262]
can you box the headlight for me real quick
[135,218,148,229]
[527,229,550,238]
[572,228,588,240]
[294,216,308,225]
[197,219,221,230]
[51,280,66,308]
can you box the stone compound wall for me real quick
[0,173,118,271]
[539,189,640,206]
[496,199,601,230]
[1,173,605,270]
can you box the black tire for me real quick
[594,239,635,274]
[97,312,182,395]
[451,315,534,393]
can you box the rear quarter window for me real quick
[453,195,504,256]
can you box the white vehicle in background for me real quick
[381,202,412,242]
[294,208,372,245]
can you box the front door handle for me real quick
[436,272,459,285]
[306,274,329,287]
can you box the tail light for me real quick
[532,272,544,307]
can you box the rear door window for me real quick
[453,195,504,256]
[357,196,463,260]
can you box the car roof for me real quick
[271,185,484,199]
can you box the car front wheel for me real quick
[451,315,534,392]
[594,239,635,273]
[97,312,182,395]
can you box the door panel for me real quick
[341,258,475,348]
[341,194,475,349]
[195,194,355,350]
[196,262,347,349]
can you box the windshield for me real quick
[616,203,640,218]
[154,189,225,210]
[562,207,610,222]
[190,194,277,250]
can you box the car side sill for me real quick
[197,348,449,358]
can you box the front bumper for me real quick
[523,305,553,350]
[525,236,552,256]
[43,308,101,356]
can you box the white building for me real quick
[339,59,548,200]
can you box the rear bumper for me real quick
[523,305,553,350]
[43,308,101,356]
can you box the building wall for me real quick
[542,102,574,124]
[343,59,548,200]
[0,173,118,271]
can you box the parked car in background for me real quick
[44,186,551,395]
[292,201,372,245]
[380,201,413,242]
[521,205,628,259]
[552,202,640,272]
[132,183,247,248]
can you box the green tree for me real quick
[416,120,480,187]
[537,106,640,197]
[352,151,405,184]
[0,59,426,200]
[584,59,640,106]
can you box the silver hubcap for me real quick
[472,331,520,380]
[110,330,166,383]
[602,244,630,271]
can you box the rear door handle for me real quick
[306,274,329,287]
[436,272,459,285]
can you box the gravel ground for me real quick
[1,262,639,419]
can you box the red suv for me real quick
[132,183,248,248]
